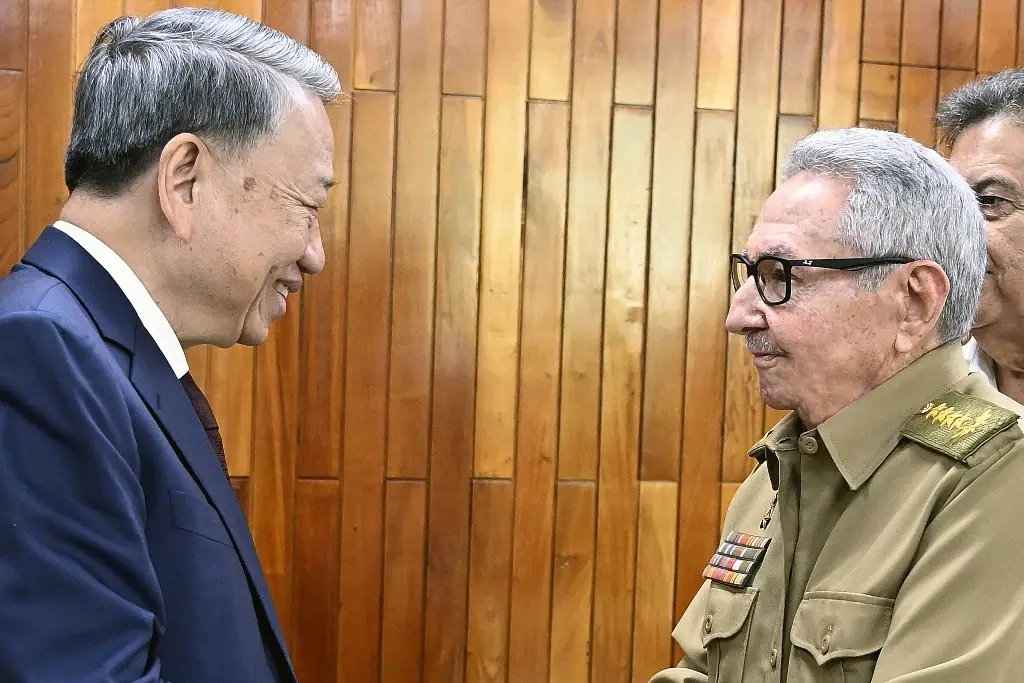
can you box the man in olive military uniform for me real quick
[649,127,1024,682]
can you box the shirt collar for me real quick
[749,341,969,490]
[52,220,189,379]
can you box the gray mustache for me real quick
[745,332,783,355]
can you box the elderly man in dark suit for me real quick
[0,8,337,682]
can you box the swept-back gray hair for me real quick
[64,7,341,196]
[935,68,1024,146]
[780,127,986,344]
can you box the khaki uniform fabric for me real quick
[649,342,1024,682]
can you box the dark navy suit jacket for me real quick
[0,227,295,683]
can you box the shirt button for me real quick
[769,648,778,669]
[799,435,819,454]
[704,615,713,634]
[821,631,832,654]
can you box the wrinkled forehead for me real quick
[743,173,851,260]
[949,117,1024,190]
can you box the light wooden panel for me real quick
[3,4,1004,683]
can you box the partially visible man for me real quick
[937,69,1024,402]
[648,127,1024,682]
[0,8,337,683]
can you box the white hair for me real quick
[781,127,986,344]
[65,7,340,195]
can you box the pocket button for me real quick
[704,615,714,634]
[769,648,778,670]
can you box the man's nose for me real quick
[299,224,326,276]
[725,278,766,335]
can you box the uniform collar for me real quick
[749,341,968,491]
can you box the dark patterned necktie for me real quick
[179,372,230,479]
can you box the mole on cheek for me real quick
[243,177,256,191]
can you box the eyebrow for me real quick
[971,175,1020,196]
[750,245,798,259]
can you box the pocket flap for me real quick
[700,585,759,647]
[790,592,894,666]
[169,489,232,546]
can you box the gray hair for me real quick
[935,68,1024,146]
[64,7,341,196]
[780,127,986,344]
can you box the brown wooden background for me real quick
[0,1,1019,682]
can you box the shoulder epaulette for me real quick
[900,390,1019,463]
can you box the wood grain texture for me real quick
[443,0,487,95]
[207,347,255,477]
[862,0,902,64]
[818,0,863,128]
[219,0,262,20]
[697,0,741,110]
[614,0,658,106]
[640,0,699,482]
[465,480,514,683]
[265,0,307,41]
[779,0,822,115]
[529,0,573,101]
[591,106,652,683]
[474,0,531,478]
[387,0,443,479]
[506,100,568,683]
[336,89,395,683]
[775,115,816,189]
[0,72,23,278]
[422,96,482,683]
[978,0,1018,74]
[559,0,615,481]
[380,481,427,683]
[898,66,938,146]
[74,0,122,69]
[860,63,900,122]
[631,482,679,682]
[354,0,400,90]
[291,480,341,683]
[0,0,28,70]
[941,0,979,69]
[549,481,596,683]
[123,0,170,15]
[902,0,941,66]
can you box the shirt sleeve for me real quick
[870,434,1024,681]
[0,312,168,683]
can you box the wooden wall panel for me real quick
[3,3,1008,683]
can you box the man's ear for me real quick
[157,133,205,241]
[894,261,950,354]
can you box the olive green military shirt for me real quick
[649,341,1024,682]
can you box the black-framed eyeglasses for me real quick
[730,253,916,306]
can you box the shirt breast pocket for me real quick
[701,584,759,683]
[789,592,893,683]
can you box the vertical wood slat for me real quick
[473,0,531,479]
[380,481,427,683]
[978,0,1018,74]
[26,0,73,243]
[675,109,735,628]
[123,0,170,15]
[74,0,122,69]
[549,481,597,683]
[0,72,24,277]
[902,0,941,66]
[207,346,255,477]
[465,480,514,683]
[859,63,900,122]
[779,0,823,116]
[336,90,396,683]
[818,0,863,129]
[721,0,782,486]
[443,0,487,96]
[230,476,251,518]
[219,0,262,20]
[559,0,616,481]
[862,0,902,63]
[529,0,573,101]
[614,0,658,106]
[300,0,355,478]
[422,95,483,683]
[640,0,699,483]
[264,0,307,41]
[630,482,679,682]
[898,66,939,146]
[387,0,443,479]
[291,480,341,683]
[696,0,741,110]
[506,100,569,683]
[354,0,400,90]
[941,0,980,69]
[591,106,652,683]
[0,0,28,70]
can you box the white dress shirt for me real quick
[53,220,189,379]
[963,336,997,387]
